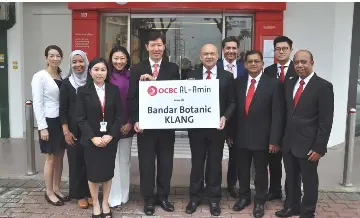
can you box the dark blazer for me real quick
[59,78,79,137]
[217,59,248,78]
[76,82,123,146]
[282,73,334,158]
[263,61,297,83]
[187,67,236,138]
[234,73,285,151]
[128,59,180,124]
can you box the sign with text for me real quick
[139,80,220,129]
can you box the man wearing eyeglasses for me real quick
[233,50,285,218]
[263,36,297,204]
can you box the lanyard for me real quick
[98,92,105,120]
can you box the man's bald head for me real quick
[293,49,314,79]
[294,49,313,61]
[200,44,219,70]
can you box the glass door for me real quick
[130,14,223,79]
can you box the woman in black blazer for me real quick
[76,57,123,218]
[59,50,92,209]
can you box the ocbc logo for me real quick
[158,88,178,94]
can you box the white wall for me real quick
[284,2,354,146]
[7,2,25,138]
[7,2,72,138]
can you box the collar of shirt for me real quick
[223,59,237,68]
[203,65,217,76]
[277,59,291,69]
[149,58,162,68]
[248,71,263,84]
[297,71,315,85]
[94,83,105,91]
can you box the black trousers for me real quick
[67,140,90,199]
[237,148,268,205]
[268,151,287,194]
[205,143,238,189]
[283,151,318,218]
[227,145,239,189]
[137,130,175,203]
[188,130,224,203]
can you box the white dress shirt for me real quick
[202,65,217,80]
[94,83,105,106]
[293,72,315,98]
[277,59,291,78]
[31,70,61,130]
[246,72,263,95]
[223,59,237,79]
[149,58,162,80]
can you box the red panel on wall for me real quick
[68,2,286,12]
[72,11,100,60]
[254,12,283,51]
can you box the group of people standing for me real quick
[31,30,334,218]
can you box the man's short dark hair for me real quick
[245,50,263,62]
[221,36,239,48]
[273,36,293,49]
[146,31,165,45]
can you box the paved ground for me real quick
[0,179,360,218]
[1,135,360,192]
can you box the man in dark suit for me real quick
[128,31,180,216]
[215,36,248,199]
[232,50,285,218]
[263,36,297,202]
[275,50,334,218]
[185,44,235,216]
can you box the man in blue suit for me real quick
[205,36,247,198]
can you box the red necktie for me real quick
[245,79,256,116]
[294,80,305,107]
[279,66,285,83]
[153,63,159,78]
[206,70,212,79]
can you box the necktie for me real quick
[153,63,159,78]
[245,79,256,116]
[294,80,305,107]
[227,64,234,75]
[279,65,285,83]
[206,70,212,79]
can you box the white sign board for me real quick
[139,79,220,129]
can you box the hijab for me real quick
[68,50,88,92]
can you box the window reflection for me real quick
[102,16,128,59]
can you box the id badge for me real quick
[100,121,107,132]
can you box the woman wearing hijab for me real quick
[59,50,92,209]
[108,46,134,208]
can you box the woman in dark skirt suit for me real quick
[76,57,123,218]
[31,45,69,206]
[59,50,92,209]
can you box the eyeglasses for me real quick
[246,60,262,64]
[275,47,290,52]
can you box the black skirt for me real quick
[38,117,66,155]
[84,139,118,183]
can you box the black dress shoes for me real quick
[209,202,221,216]
[185,201,198,214]
[253,204,265,218]
[45,194,64,206]
[267,192,282,201]
[144,202,155,216]
[228,187,240,198]
[156,199,174,212]
[233,199,250,211]
[275,207,300,217]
